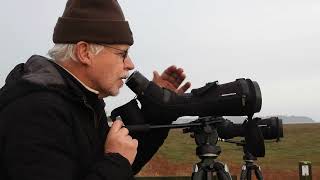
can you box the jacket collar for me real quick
[0,55,105,110]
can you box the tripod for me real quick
[219,138,264,180]
[191,147,232,180]
[240,151,263,180]
[183,117,233,180]
[124,115,272,180]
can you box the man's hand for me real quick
[153,65,191,94]
[104,120,138,164]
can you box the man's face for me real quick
[88,44,134,97]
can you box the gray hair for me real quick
[48,43,104,62]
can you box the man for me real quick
[0,0,191,180]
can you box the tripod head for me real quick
[117,114,283,159]
[182,117,224,158]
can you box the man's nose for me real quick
[124,55,135,70]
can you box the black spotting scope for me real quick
[110,71,266,157]
[112,71,262,126]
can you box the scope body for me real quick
[126,71,262,121]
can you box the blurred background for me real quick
[1,0,319,121]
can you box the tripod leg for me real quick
[254,166,264,180]
[247,170,252,180]
[240,165,247,180]
[224,164,233,180]
[216,170,232,180]
[192,171,207,180]
[192,163,207,180]
[214,162,232,180]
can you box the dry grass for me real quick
[137,123,320,179]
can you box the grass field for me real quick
[138,123,320,179]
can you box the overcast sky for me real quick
[1,0,319,121]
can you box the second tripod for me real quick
[220,139,264,180]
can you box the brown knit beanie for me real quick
[53,0,133,45]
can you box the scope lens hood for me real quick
[251,81,262,113]
[236,79,262,115]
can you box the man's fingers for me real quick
[132,139,139,148]
[171,72,186,88]
[152,71,161,81]
[118,127,129,136]
[125,135,133,142]
[177,73,186,83]
[109,120,124,133]
[162,66,184,77]
[162,65,177,76]
[154,65,189,91]
[176,82,191,94]
[176,68,184,75]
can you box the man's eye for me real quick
[116,52,125,57]
[120,53,127,58]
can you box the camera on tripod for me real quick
[111,71,284,180]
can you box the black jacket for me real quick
[0,55,169,180]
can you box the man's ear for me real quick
[74,41,94,65]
